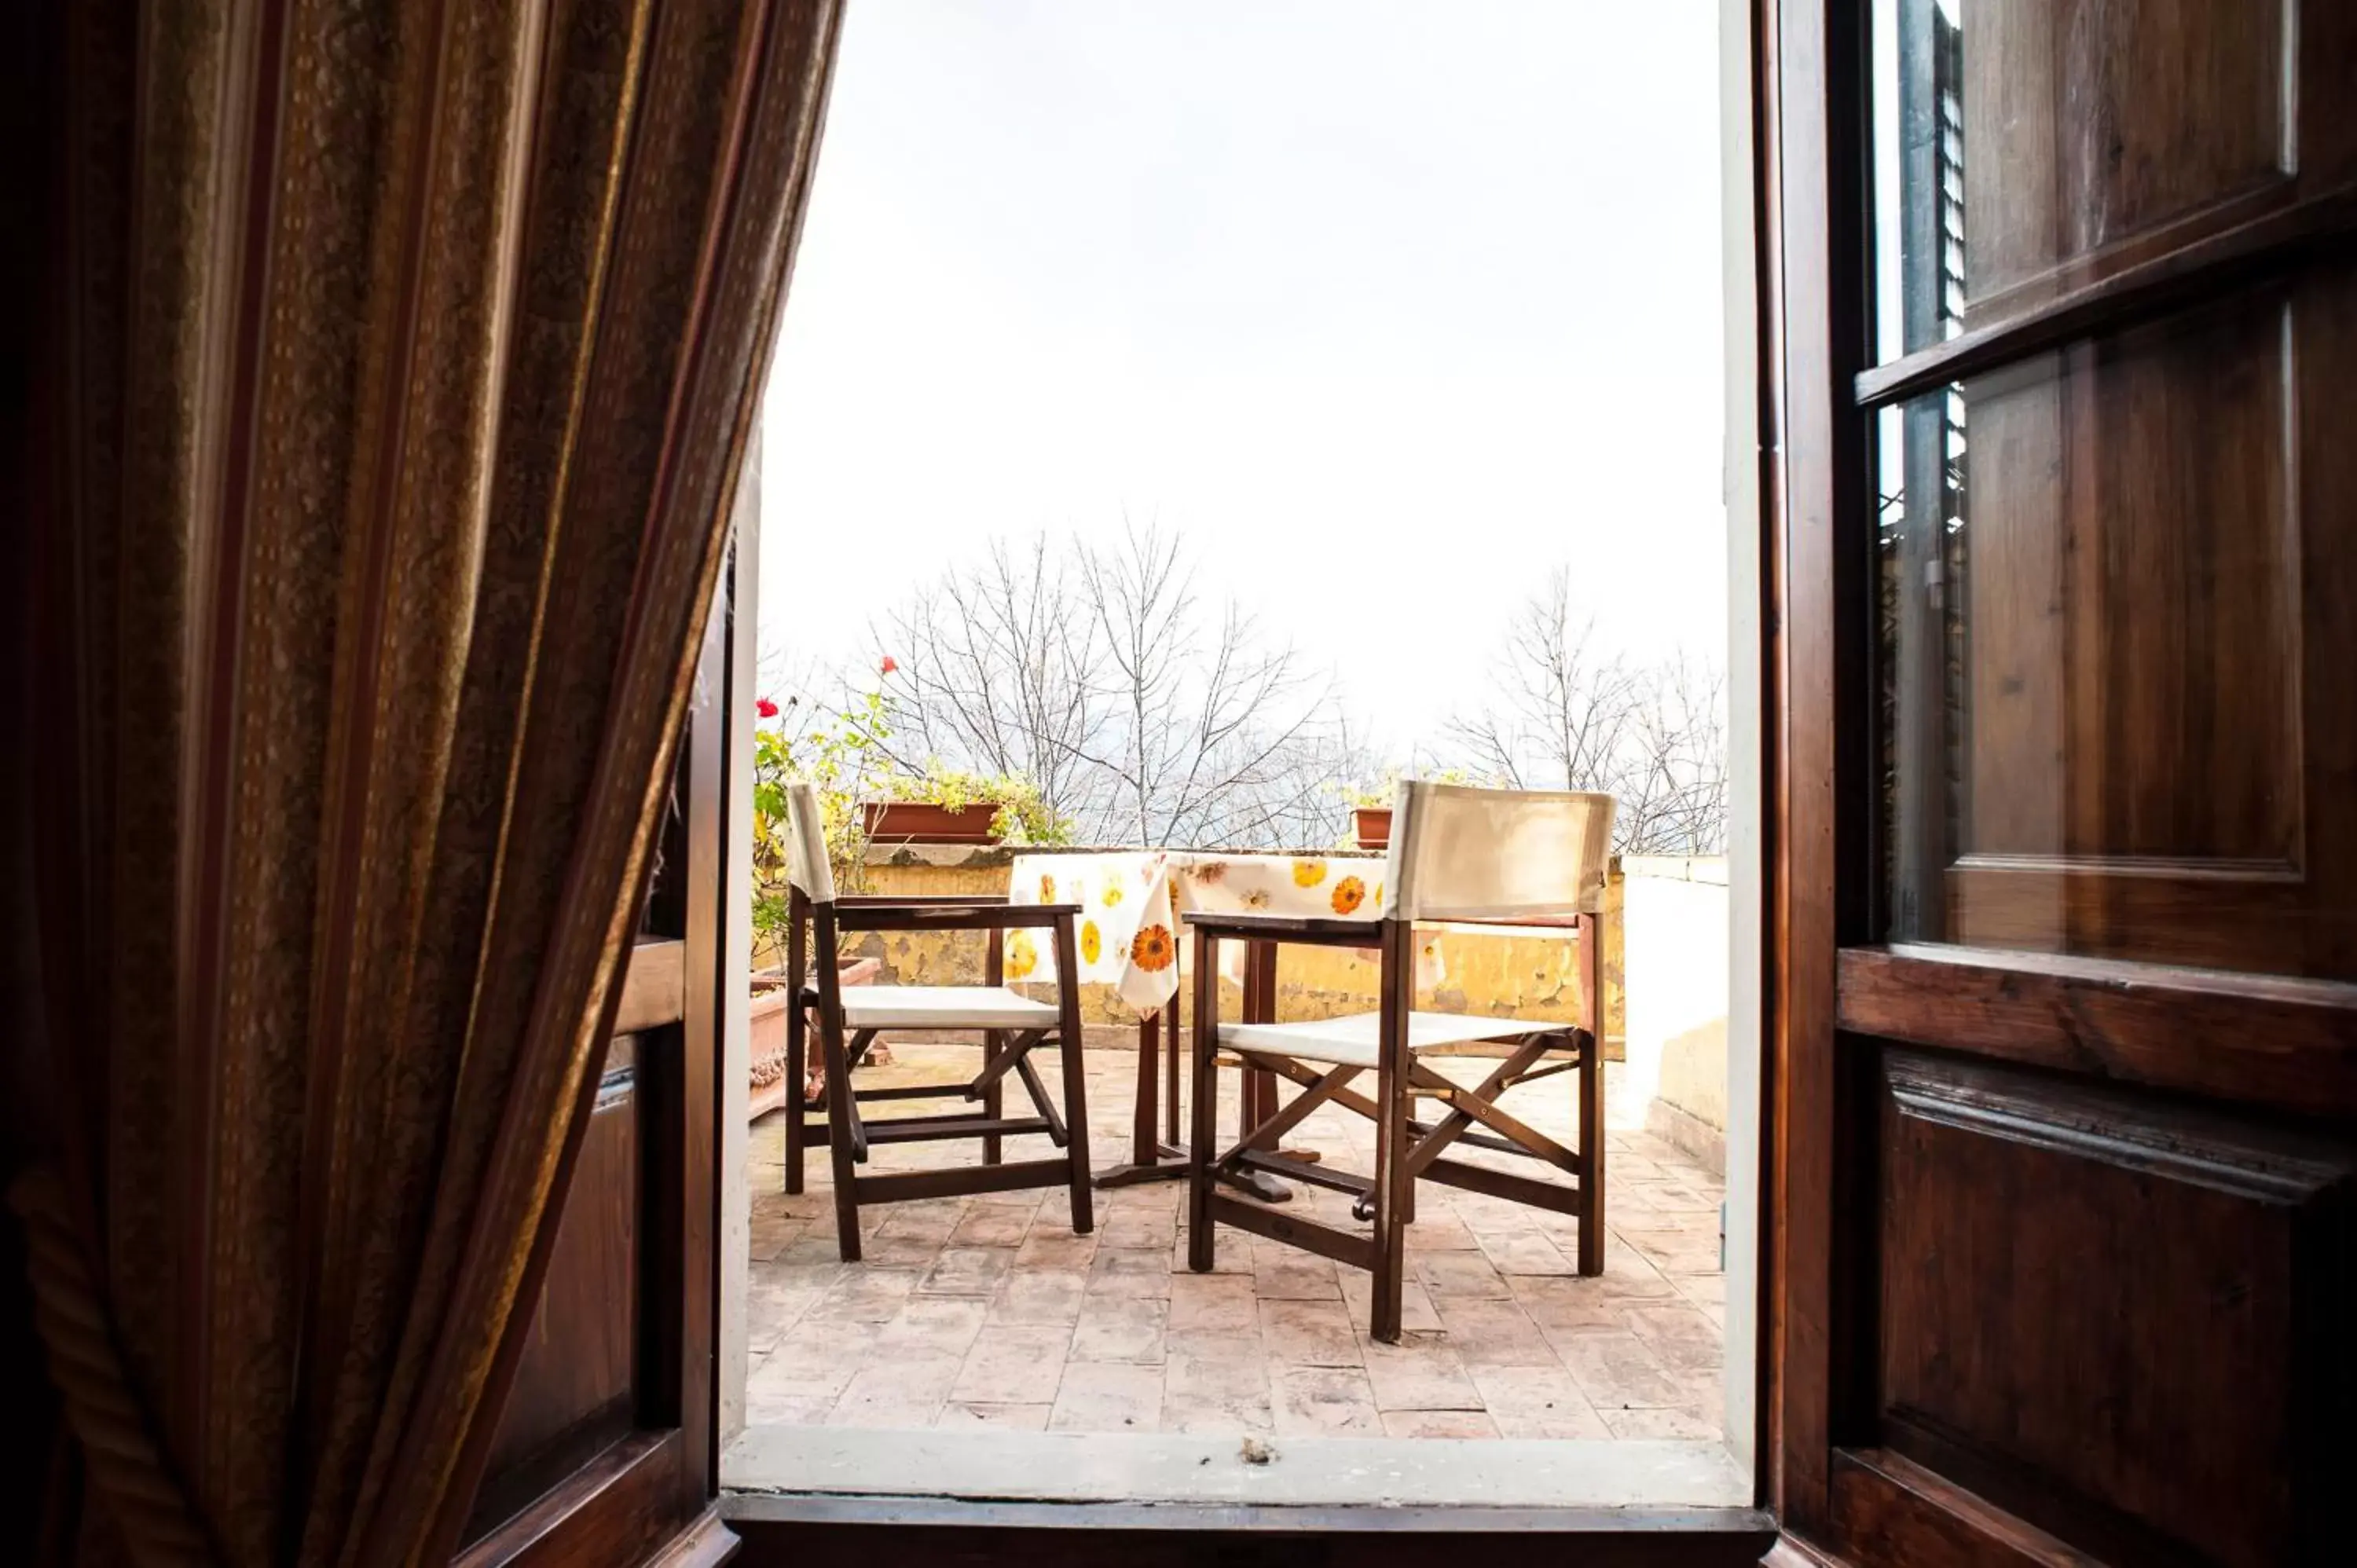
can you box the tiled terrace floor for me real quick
[744,1042,1727,1442]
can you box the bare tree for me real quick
[1616,653,1728,855]
[1072,526,1346,848]
[868,535,1115,831]
[863,526,1362,848]
[1447,568,1728,855]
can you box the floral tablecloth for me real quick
[1004,850,1414,1015]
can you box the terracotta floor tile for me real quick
[1558,1328,1691,1411]
[1474,1228,1574,1277]
[1014,1228,1098,1271]
[1100,1205,1179,1250]
[1270,1365,1384,1437]
[806,1267,917,1324]
[1468,1364,1611,1438]
[1432,1296,1557,1369]
[1071,1295,1170,1364]
[1339,1273,1442,1335]
[1414,1248,1511,1302]
[1508,1274,1640,1334]
[874,1200,966,1241]
[858,1230,948,1269]
[1599,1404,1722,1440]
[1258,1298,1362,1368]
[935,1401,1053,1432]
[1250,1237,1341,1301]
[1380,1409,1499,1438]
[1175,1225,1255,1275]
[1626,1302,1723,1374]
[1670,1269,1728,1308]
[746,1336,866,1405]
[1049,1362,1164,1432]
[875,1297,989,1361]
[828,1354,962,1428]
[948,1324,1072,1405]
[918,1247,1017,1298]
[1164,1339,1274,1434]
[948,1203,1038,1248]
[1400,1210,1480,1251]
[1168,1271,1259,1334]
[985,1268,1087,1328]
[1087,1246,1175,1299]
[1361,1338,1481,1412]
[1614,1222,1723,1276]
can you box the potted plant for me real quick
[1339,769,1485,850]
[860,766,1071,848]
[1340,779,1395,849]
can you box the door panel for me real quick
[478,1035,646,1500]
[1923,268,2357,976]
[1876,1051,2353,1568]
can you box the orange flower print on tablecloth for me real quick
[1080,920,1102,965]
[1190,859,1228,885]
[1131,923,1175,973]
[1330,875,1366,916]
[1039,873,1057,903]
[1291,858,1328,887]
[1102,884,1124,907]
[1004,929,1039,980]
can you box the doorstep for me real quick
[721,1424,1747,1511]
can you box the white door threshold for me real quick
[722,1424,1750,1512]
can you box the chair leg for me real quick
[1049,915,1094,1234]
[1187,931,1219,1272]
[784,907,808,1196]
[1368,921,1413,1343]
[819,1004,863,1262]
[982,1028,1005,1166]
[783,995,806,1196]
[1577,1034,1606,1277]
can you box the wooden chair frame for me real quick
[1185,910,1604,1343]
[784,888,1095,1261]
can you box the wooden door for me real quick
[1768,2,2357,1564]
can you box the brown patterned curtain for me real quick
[9,2,838,1564]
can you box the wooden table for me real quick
[1006,851,1405,1198]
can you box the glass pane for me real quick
[1876,280,2356,980]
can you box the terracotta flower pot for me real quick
[860,799,1003,844]
[1352,807,1391,850]
[748,955,880,1121]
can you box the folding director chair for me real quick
[1186,781,1613,1342]
[779,784,1094,1261]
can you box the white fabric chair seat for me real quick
[1218,1009,1572,1069]
[838,985,1061,1031]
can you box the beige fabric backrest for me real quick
[782,782,837,904]
[1379,780,1615,921]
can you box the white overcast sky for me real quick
[757,1,1730,756]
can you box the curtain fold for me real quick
[13,2,841,1563]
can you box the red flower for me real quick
[879,655,900,676]
[756,697,779,719]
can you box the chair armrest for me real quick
[1179,911,1387,947]
[834,901,1081,933]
